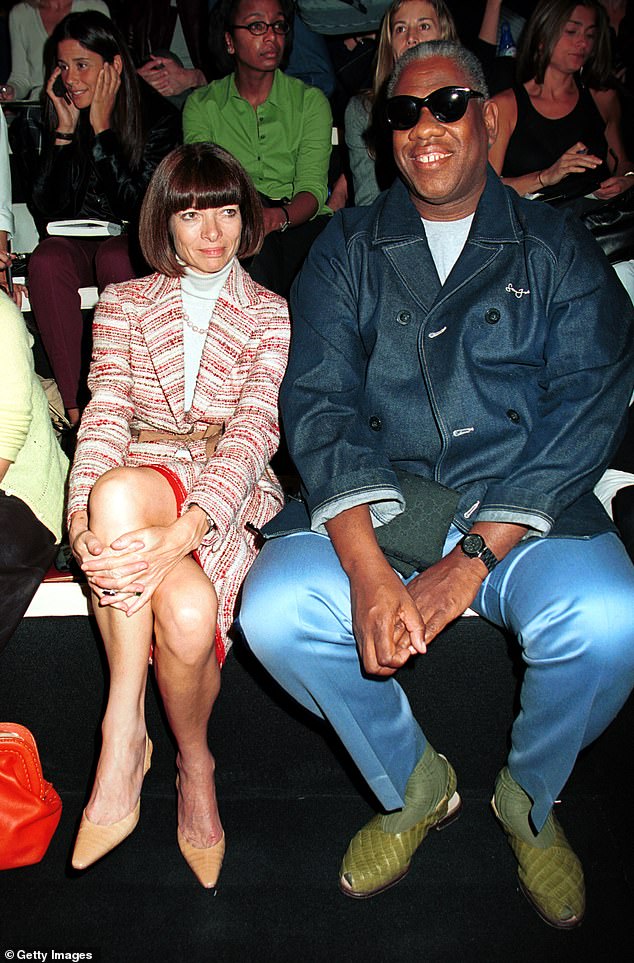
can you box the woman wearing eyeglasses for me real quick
[182,0,333,298]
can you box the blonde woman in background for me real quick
[344,0,457,206]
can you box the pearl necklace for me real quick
[179,259,233,337]
[182,311,209,336]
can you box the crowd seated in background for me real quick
[25,10,180,428]
[0,0,110,103]
[0,289,68,655]
[66,143,289,888]
[183,0,333,298]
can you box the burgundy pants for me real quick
[28,235,135,410]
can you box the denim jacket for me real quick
[280,168,634,539]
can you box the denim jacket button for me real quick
[396,310,411,325]
[369,416,382,431]
[506,409,520,423]
[485,307,501,324]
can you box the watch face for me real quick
[462,533,485,557]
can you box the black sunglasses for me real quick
[230,20,290,36]
[386,86,485,130]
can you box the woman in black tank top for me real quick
[488,0,633,202]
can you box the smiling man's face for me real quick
[392,56,497,221]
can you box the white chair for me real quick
[12,201,99,311]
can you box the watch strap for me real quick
[478,545,498,573]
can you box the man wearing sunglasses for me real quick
[240,41,634,929]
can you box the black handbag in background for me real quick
[579,183,634,263]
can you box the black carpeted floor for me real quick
[0,615,631,963]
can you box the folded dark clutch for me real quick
[374,469,459,577]
[260,469,459,578]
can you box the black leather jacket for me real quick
[121,0,212,79]
[31,80,181,225]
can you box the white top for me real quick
[421,214,474,284]
[181,260,234,411]
[170,2,193,71]
[7,1,110,100]
[0,109,13,237]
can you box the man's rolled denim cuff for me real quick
[475,507,551,536]
[310,487,404,534]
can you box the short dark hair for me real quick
[139,144,264,276]
[209,0,295,77]
[517,0,612,88]
[388,40,489,99]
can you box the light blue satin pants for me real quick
[239,528,634,830]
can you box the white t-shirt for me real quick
[421,213,474,284]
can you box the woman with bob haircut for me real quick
[27,10,181,428]
[345,0,458,206]
[66,142,290,889]
[489,0,633,202]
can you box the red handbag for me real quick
[0,722,63,870]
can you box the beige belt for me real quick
[134,423,224,458]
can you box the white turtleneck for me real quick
[180,259,234,411]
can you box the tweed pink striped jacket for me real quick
[67,261,290,658]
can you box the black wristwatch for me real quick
[458,533,499,573]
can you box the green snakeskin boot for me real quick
[492,767,585,929]
[339,744,461,899]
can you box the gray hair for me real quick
[387,41,489,99]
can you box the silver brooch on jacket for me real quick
[506,283,530,299]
